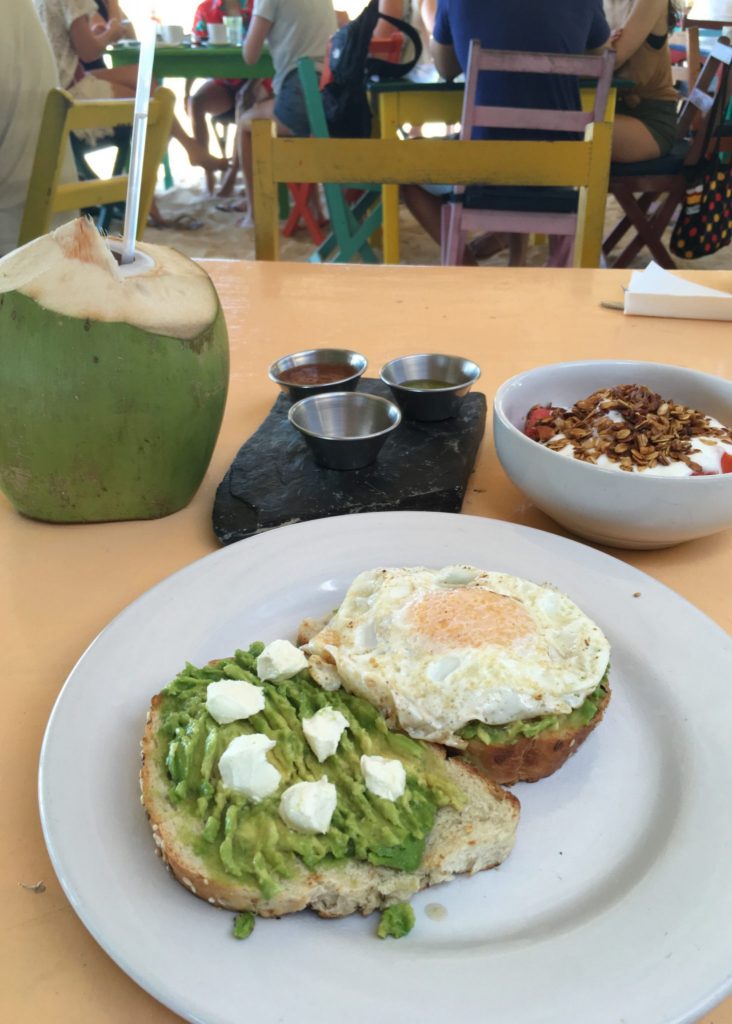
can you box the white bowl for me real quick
[493,360,732,549]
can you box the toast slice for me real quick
[140,650,520,920]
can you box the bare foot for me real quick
[216,198,247,212]
[185,138,229,173]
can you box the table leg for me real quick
[378,94,401,264]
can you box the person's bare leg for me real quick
[611,114,661,162]
[217,152,241,198]
[170,117,229,173]
[91,65,138,94]
[402,184,442,244]
[189,80,235,193]
[402,185,477,264]
[236,97,276,227]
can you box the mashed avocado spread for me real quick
[457,671,609,745]
[157,644,464,899]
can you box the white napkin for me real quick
[623,261,732,321]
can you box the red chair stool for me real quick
[282,183,327,244]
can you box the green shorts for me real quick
[615,97,678,156]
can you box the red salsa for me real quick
[279,363,352,386]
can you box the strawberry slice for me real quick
[692,451,732,475]
[524,405,554,441]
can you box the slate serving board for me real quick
[213,379,486,545]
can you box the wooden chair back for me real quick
[19,86,175,246]
[460,43,616,138]
[251,112,614,266]
[676,36,732,166]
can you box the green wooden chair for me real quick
[297,57,382,263]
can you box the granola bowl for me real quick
[494,360,732,549]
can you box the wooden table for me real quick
[109,42,273,80]
[682,0,732,83]
[3,260,731,1024]
[371,81,620,265]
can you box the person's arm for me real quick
[69,14,124,62]
[430,0,461,79]
[610,0,667,66]
[430,38,460,79]
[375,0,403,39]
[419,0,436,34]
[243,14,272,66]
[106,1,136,39]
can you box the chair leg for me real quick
[603,193,657,255]
[282,183,325,245]
[607,184,681,268]
[442,205,464,265]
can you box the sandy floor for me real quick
[128,159,732,272]
[96,115,732,271]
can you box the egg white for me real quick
[305,566,610,745]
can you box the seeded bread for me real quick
[141,697,520,919]
[463,684,611,786]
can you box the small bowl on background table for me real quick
[380,353,481,421]
[288,391,401,470]
[269,348,367,403]
[494,359,732,549]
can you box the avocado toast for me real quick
[141,643,520,919]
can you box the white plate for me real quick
[39,512,732,1024]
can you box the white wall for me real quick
[121,0,368,32]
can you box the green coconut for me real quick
[0,218,229,522]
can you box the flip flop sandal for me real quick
[148,213,205,230]
[170,213,204,231]
[215,198,247,213]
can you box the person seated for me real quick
[402,0,610,265]
[376,0,435,75]
[83,0,135,71]
[233,0,337,227]
[1,0,75,255]
[33,0,227,172]
[604,0,679,162]
[188,0,264,195]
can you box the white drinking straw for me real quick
[121,19,156,265]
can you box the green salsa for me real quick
[156,644,464,899]
[400,378,451,390]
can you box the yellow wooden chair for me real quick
[19,86,175,246]
[251,116,613,267]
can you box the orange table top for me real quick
[2,260,731,1023]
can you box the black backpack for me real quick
[322,0,423,139]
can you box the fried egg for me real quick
[304,566,610,746]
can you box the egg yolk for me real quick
[406,588,536,649]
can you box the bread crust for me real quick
[140,697,520,919]
[462,684,611,786]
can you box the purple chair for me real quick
[441,44,616,267]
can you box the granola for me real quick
[524,385,732,474]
